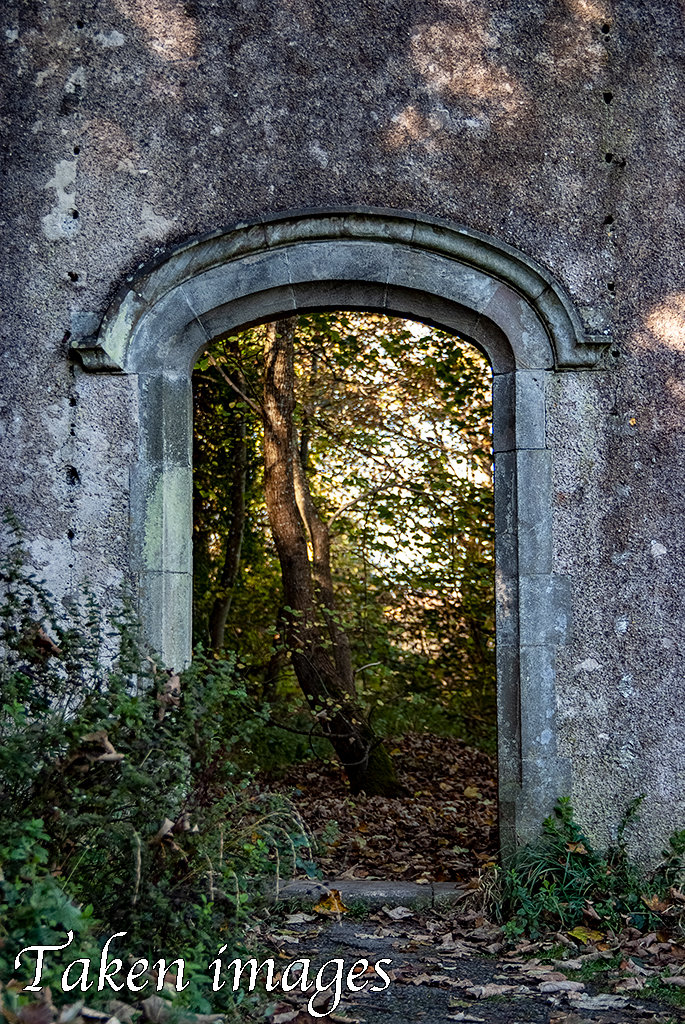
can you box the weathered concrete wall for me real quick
[1,0,684,858]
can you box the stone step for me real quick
[278,877,464,910]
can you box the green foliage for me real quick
[0,525,311,1012]
[192,313,495,753]
[496,797,685,941]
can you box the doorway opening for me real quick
[191,311,498,882]
[73,208,599,853]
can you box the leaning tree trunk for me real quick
[261,317,398,796]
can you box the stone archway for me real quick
[72,207,607,852]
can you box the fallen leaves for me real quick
[660,974,685,987]
[313,889,349,916]
[260,733,498,883]
[465,983,521,998]
[567,926,604,944]
[568,992,628,1010]
[538,980,585,994]
[642,893,671,914]
[382,905,414,921]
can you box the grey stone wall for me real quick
[2,0,684,859]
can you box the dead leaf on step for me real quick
[538,980,585,994]
[465,983,518,999]
[313,889,348,915]
[568,993,628,1010]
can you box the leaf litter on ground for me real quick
[259,733,498,883]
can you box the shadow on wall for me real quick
[66,0,618,323]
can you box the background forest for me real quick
[192,313,496,785]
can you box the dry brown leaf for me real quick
[566,842,588,854]
[466,983,518,998]
[641,893,671,913]
[614,975,645,992]
[538,980,585,994]
[17,1004,55,1024]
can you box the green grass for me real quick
[643,978,685,1010]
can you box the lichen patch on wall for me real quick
[42,159,80,241]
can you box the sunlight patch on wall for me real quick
[113,0,198,60]
[409,21,526,116]
[646,293,685,351]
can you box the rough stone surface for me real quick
[2,0,684,861]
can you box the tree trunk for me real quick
[262,318,398,796]
[208,357,247,651]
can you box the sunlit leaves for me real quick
[192,313,495,737]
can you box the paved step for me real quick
[278,877,464,909]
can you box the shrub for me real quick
[0,523,312,1013]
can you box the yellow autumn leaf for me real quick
[463,786,481,799]
[313,888,349,916]
[568,926,604,944]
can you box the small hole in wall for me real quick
[601,22,611,33]
[73,145,80,154]
[605,152,614,163]
[67,271,79,282]
[69,395,77,407]
[603,91,614,104]
[604,214,615,225]
[607,281,615,292]
[67,529,75,540]
[75,19,84,28]
[612,349,620,357]
[65,466,80,486]
[71,209,79,219]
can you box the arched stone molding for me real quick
[72,207,608,852]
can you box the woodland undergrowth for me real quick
[0,524,313,1019]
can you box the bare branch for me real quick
[205,351,261,415]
